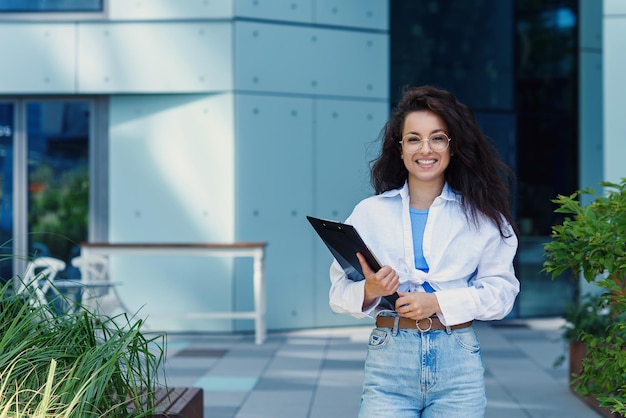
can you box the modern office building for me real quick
[0,0,623,332]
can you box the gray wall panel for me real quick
[108,93,236,332]
[312,98,388,327]
[235,21,388,98]
[0,23,76,93]
[315,0,388,30]
[234,94,315,329]
[603,11,626,184]
[235,0,312,23]
[109,0,234,20]
[78,22,233,93]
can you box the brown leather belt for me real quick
[376,316,472,332]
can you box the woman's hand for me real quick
[357,252,399,309]
[395,291,441,320]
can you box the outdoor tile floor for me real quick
[156,318,603,418]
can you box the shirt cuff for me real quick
[330,279,378,319]
[435,287,478,326]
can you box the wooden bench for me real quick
[128,387,204,418]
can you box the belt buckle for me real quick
[416,317,432,332]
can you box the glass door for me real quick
[0,98,98,282]
[26,100,90,278]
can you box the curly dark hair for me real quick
[371,85,516,238]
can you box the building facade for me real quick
[0,0,623,332]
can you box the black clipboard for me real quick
[307,215,399,306]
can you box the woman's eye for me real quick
[406,136,421,143]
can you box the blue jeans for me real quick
[359,321,486,417]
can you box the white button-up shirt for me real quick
[329,182,520,326]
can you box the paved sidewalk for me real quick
[159,318,603,418]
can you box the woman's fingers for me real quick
[395,291,439,319]
[358,252,398,297]
[356,252,373,276]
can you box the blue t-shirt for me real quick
[410,207,429,273]
[410,207,435,293]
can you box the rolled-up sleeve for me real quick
[329,259,380,318]
[436,231,519,325]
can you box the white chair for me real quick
[17,256,67,317]
[71,254,129,316]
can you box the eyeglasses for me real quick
[399,133,452,153]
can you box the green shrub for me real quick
[544,179,626,416]
[0,278,166,417]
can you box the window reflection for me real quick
[514,0,578,318]
[27,101,89,272]
[0,0,102,12]
[0,103,13,283]
[515,0,578,237]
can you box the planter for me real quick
[126,387,203,417]
[569,342,621,418]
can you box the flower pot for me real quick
[569,340,585,380]
[569,342,621,418]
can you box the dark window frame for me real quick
[0,0,106,20]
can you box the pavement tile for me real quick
[236,390,312,418]
[159,318,604,418]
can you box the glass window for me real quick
[0,102,13,283]
[515,0,579,236]
[389,0,514,111]
[27,101,89,274]
[514,0,578,318]
[0,0,102,12]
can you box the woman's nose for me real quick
[419,140,432,153]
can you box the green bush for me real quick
[0,278,166,417]
[544,179,626,416]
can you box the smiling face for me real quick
[400,110,451,189]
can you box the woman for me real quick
[329,86,519,417]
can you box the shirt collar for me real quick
[380,181,461,204]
